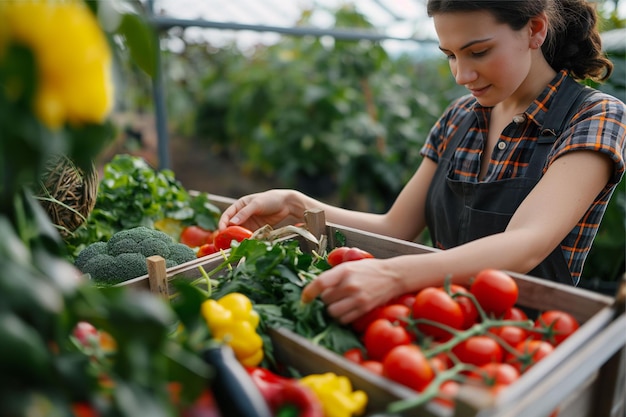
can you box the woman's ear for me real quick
[528,12,549,49]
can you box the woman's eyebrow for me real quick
[439,37,493,52]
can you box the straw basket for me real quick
[36,154,99,238]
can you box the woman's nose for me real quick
[453,60,477,86]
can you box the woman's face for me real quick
[434,10,533,107]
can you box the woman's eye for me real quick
[472,50,488,57]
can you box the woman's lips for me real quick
[469,85,490,97]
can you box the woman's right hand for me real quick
[218,190,305,231]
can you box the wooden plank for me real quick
[146,255,169,300]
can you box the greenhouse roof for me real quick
[150,0,438,54]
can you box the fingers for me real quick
[218,196,254,229]
[301,265,373,324]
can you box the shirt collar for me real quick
[470,69,570,128]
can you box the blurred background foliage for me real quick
[112,2,625,291]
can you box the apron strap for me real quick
[526,77,594,179]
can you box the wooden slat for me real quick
[146,255,169,300]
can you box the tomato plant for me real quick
[412,287,464,340]
[470,269,518,317]
[532,310,580,346]
[180,225,215,248]
[382,344,434,392]
[363,318,412,361]
[452,335,504,366]
[327,246,374,267]
[213,225,253,250]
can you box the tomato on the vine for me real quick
[445,284,479,329]
[470,269,518,317]
[213,225,253,250]
[532,310,579,346]
[433,380,460,408]
[489,325,530,349]
[376,304,412,330]
[412,287,464,340]
[467,362,520,387]
[452,335,504,366]
[180,225,215,248]
[363,318,412,361]
[389,292,416,309]
[503,306,529,322]
[382,344,434,392]
[506,339,554,373]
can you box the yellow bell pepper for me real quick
[299,372,368,417]
[200,293,264,366]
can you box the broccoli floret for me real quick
[140,238,171,258]
[74,226,197,284]
[82,253,126,284]
[108,238,140,256]
[168,243,196,265]
[74,241,107,271]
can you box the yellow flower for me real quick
[0,0,114,128]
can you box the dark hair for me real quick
[427,0,613,81]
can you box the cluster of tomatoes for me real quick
[180,225,253,257]
[325,248,580,409]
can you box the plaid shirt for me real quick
[421,70,626,282]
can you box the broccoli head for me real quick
[74,226,197,284]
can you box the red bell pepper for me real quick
[246,367,324,417]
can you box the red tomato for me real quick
[412,287,464,340]
[197,243,218,258]
[432,380,460,408]
[377,304,412,330]
[489,325,530,349]
[382,344,435,392]
[532,310,580,346]
[342,247,374,262]
[452,335,504,367]
[180,225,215,248]
[506,339,554,373]
[389,292,417,309]
[429,353,451,373]
[446,284,479,329]
[343,348,365,364]
[470,269,518,317]
[327,246,374,266]
[213,225,253,250]
[467,362,520,387]
[361,360,384,376]
[351,306,384,334]
[363,318,412,361]
[503,307,529,322]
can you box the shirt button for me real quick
[497,141,507,150]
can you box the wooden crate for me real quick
[118,201,623,417]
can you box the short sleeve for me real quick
[550,92,626,186]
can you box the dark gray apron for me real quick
[425,77,592,285]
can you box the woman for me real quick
[218,0,626,324]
